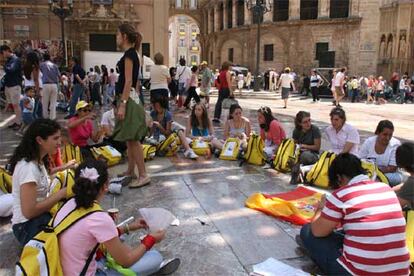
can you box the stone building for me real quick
[0,0,169,66]
[169,15,201,67]
[378,0,414,77]
[171,0,394,77]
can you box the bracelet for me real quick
[141,234,156,251]
[124,224,130,235]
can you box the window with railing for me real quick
[330,0,349,18]
[176,0,182,8]
[227,0,233,28]
[273,0,289,22]
[300,0,318,20]
[179,24,186,36]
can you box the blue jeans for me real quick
[69,83,84,115]
[96,250,163,276]
[385,172,404,187]
[12,212,52,246]
[300,224,351,276]
[399,89,406,104]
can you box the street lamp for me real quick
[246,0,272,91]
[49,0,73,67]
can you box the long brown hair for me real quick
[118,23,141,51]
[191,103,209,129]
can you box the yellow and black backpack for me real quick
[305,151,336,188]
[405,210,414,266]
[219,138,241,161]
[49,169,75,216]
[192,139,211,156]
[361,161,389,184]
[16,201,102,276]
[61,144,83,164]
[143,144,157,161]
[0,167,12,194]
[243,133,265,165]
[91,145,122,167]
[273,139,298,172]
[157,133,179,157]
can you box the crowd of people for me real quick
[1,21,414,276]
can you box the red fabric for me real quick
[142,235,156,250]
[68,116,93,147]
[218,70,229,89]
[260,120,286,146]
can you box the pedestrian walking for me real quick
[175,58,191,108]
[67,56,86,118]
[200,61,213,108]
[183,65,201,109]
[310,69,323,102]
[23,51,43,120]
[213,61,233,123]
[277,67,295,109]
[40,52,60,119]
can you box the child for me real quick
[394,142,414,208]
[183,66,201,110]
[18,87,35,136]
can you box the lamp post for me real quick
[246,0,272,91]
[49,0,73,67]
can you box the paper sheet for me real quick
[252,258,309,276]
[138,208,177,232]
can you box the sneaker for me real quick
[7,122,18,129]
[156,258,181,275]
[184,149,198,159]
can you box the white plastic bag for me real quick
[139,208,177,232]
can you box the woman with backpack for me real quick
[257,106,286,161]
[290,111,321,184]
[222,104,251,150]
[9,119,67,245]
[213,61,234,123]
[54,159,180,276]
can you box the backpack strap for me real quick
[80,243,100,276]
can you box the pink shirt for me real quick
[54,198,118,276]
[260,120,286,146]
[189,73,198,87]
[68,116,93,147]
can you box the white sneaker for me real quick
[184,149,198,159]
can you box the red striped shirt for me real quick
[321,175,410,276]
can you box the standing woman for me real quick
[101,65,109,106]
[277,67,295,109]
[113,23,150,188]
[9,119,67,245]
[213,61,233,123]
[23,51,43,119]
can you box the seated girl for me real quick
[359,120,403,186]
[9,119,67,246]
[185,103,221,150]
[67,101,103,160]
[291,111,321,184]
[55,159,180,276]
[257,106,286,161]
[221,104,251,150]
[150,96,198,159]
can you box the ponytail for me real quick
[73,160,108,209]
[135,31,142,52]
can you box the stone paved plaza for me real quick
[0,91,413,275]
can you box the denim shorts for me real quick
[12,212,52,246]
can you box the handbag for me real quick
[222,97,238,109]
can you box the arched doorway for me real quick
[169,15,202,67]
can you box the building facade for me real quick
[171,0,411,78]
[0,0,169,67]
[169,15,201,67]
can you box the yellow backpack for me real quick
[91,145,122,166]
[157,133,179,157]
[219,138,241,160]
[244,133,265,165]
[273,139,298,172]
[61,144,83,164]
[16,202,102,276]
[192,139,211,156]
[361,161,389,184]
[0,167,12,194]
[49,169,75,216]
[143,144,157,161]
[405,210,414,264]
[305,151,336,188]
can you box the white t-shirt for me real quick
[12,160,50,225]
[334,71,344,87]
[400,79,407,90]
[24,72,43,88]
[150,65,170,90]
[359,136,401,167]
[325,123,360,156]
[279,73,293,88]
[175,66,191,84]
[101,109,115,131]
[310,75,322,87]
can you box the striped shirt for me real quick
[321,174,410,276]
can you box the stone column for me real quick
[207,8,211,34]
[214,4,219,32]
[223,1,228,30]
[349,0,359,17]
[289,0,300,20]
[233,0,237,27]
[318,0,329,19]
[244,3,251,25]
